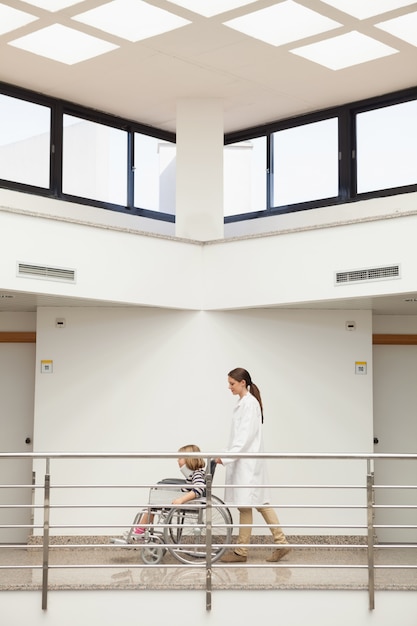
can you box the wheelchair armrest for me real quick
[157,478,186,485]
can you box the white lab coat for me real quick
[222,392,271,506]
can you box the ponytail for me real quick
[249,381,264,423]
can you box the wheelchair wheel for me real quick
[141,534,166,565]
[163,496,232,565]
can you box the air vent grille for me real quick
[335,264,400,285]
[17,263,76,283]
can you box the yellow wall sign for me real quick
[355,361,367,375]
[41,360,53,374]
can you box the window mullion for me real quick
[267,133,273,211]
[338,107,352,203]
[127,129,134,209]
[50,102,63,198]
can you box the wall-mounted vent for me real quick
[335,264,400,285]
[17,263,76,283]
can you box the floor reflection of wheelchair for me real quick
[111,464,233,566]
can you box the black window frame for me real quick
[224,85,417,224]
[0,81,176,223]
[350,90,417,200]
[1,81,417,225]
[0,83,54,194]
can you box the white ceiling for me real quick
[1,0,417,134]
[1,0,417,316]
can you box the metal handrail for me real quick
[0,452,416,612]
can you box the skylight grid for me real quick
[290,31,399,70]
[8,24,119,65]
[15,0,84,10]
[0,3,38,35]
[319,0,417,20]
[223,0,342,47]
[375,11,417,47]
[164,0,256,17]
[72,0,191,43]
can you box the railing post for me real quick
[367,459,375,610]
[205,458,213,611]
[42,459,51,611]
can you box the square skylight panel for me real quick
[375,11,417,47]
[223,0,342,47]
[290,31,399,70]
[165,0,255,17]
[319,0,417,20]
[0,4,37,35]
[8,24,119,65]
[16,0,84,10]
[72,0,191,42]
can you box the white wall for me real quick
[224,190,417,238]
[0,188,176,238]
[3,176,417,244]
[204,211,417,309]
[32,307,373,536]
[0,208,201,309]
[33,307,373,453]
[3,193,417,312]
[373,315,417,333]
[0,312,36,331]
[2,590,416,626]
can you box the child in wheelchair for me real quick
[131,444,206,537]
[111,445,232,564]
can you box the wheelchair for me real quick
[111,466,233,565]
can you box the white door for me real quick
[0,343,35,543]
[372,345,417,544]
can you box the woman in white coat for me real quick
[217,367,290,563]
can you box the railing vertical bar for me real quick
[30,470,36,529]
[41,459,51,611]
[205,458,213,611]
[367,459,375,610]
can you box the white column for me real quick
[175,99,224,241]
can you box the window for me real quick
[134,133,176,214]
[0,94,50,188]
[1,82,417,224]
[356,100,417,194]
[272,118,339,207]
[224,137,267,216]
[62,115,128,205]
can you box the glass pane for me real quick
[224,136,266,216]
[134,133,176,214]
[63,115,127,205]
[0,95,50,188]
[273,118,339,206]
[356,100,417,193]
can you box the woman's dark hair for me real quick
[228,367,264,423]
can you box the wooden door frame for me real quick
[2,332,416,345]
[2,332,415,345]
[373,334,417,345]
[0,332,36,343]
[4,332,415,345]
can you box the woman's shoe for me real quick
[266,546,291,562]
[220,550,247,563]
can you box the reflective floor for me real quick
[1,542,416,592]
